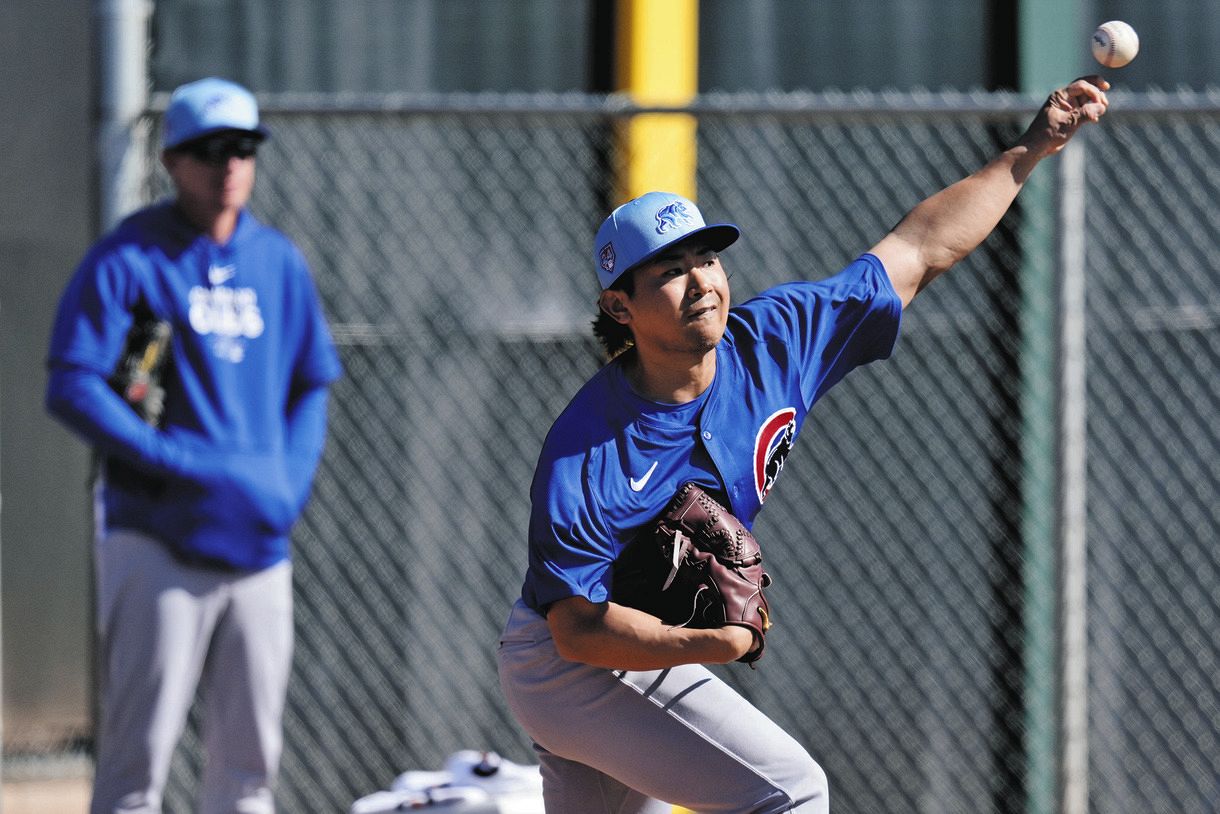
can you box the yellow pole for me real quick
[619,7,697,794]
[615,0,699,201]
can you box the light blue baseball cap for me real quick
[593,191,740,289]
[162,77,269,150]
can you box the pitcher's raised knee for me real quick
[764,752,829,814]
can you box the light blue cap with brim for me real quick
[162,77,270,150]
[593,191,740,289]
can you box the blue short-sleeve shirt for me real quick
[521,254,903,613]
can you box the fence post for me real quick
[95,0,153,231]
[1055,138,1090,814]
[613,0,698,201]
[1018,2,1083,811]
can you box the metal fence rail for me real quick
[128,91,1220,814]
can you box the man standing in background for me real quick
[45,77,342,813]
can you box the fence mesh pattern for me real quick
[1084,108,1220,814]
[135,92,1220,813]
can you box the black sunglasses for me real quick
[177,134,261,166]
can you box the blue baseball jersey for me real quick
[521,253,903,613]
[46,201,342,569]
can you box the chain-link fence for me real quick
[133,91,1220,813]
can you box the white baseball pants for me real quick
[497,599,829,813]
[90,529,293,814]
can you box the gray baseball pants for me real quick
[497,599,829,813]
[90,529,293,814]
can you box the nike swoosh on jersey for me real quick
[208,264,237,285]
[629,461,659,492]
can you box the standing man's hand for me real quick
[1018,76,1111,158]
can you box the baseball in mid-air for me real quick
[1091,21,1140,68]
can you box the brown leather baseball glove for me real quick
[613,483,773,665]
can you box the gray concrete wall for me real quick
[0,0,96,751]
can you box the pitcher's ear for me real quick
[598,290,631,325]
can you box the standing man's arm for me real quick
[45,364,194,476]
[282,382,331,515]
[871,76,1110,308]
[279,250,342,516]
[44,253,204,479]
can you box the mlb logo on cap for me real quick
[599,242,616,273]
[592,191,740,289]
[162,77,269,150]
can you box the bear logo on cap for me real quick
[654,201,697,234]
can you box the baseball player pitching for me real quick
[497,77,1109,812]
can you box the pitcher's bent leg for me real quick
[497,600,828,813]
[535,746,674,814]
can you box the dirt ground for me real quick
[2,775,91,814]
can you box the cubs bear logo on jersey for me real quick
[754,407,797,503]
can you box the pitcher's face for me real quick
[617,239,731,356]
